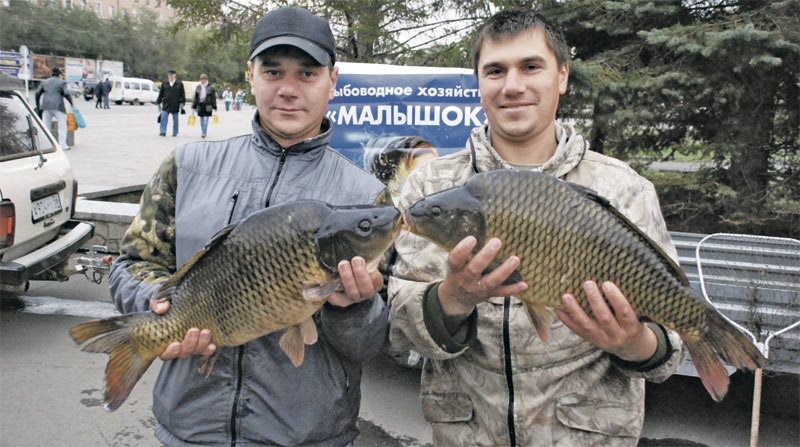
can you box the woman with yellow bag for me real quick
[192,73,217,139]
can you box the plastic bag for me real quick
[213,115,219,125]
[188,114,196,127]
[67,112,78,131]
[72,108,86,128]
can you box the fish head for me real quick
[315,205,402,272]
[403,185,486,251]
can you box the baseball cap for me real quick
[249,6,336,66]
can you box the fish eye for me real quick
[431,206,441,217]
[358,219,372,232]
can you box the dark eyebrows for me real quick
[480,55,549,74]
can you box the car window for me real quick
[115,81,121,88]
[131,82,140,89]
[0,93,55,161]
[124,82,130,89]
[143,84,151,91]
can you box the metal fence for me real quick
[670,231,800,375]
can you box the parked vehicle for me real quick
[0,75,94,297]
[82,80,98,101]
[65,82,82,98]
[107,76,159,105]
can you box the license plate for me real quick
[31,193,62,223]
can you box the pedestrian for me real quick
[222,87,233,111]
[191,73,217,138]
[94,81,103,109]
[235,88,245,110]
[156,69,185,137]
[108,6,391,446]
[35,67,73,150]
[102,76,112,109]
[388,8,686,446]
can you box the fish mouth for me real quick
[401,213,417,234]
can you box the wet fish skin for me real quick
[404,169,765,401]
[70,200,402,411]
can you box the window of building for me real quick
[95,2,101,16]
[108,5,114,17]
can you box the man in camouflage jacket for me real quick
[388,9,686,446]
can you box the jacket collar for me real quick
[468,122,587,178]
[250,113,332,157]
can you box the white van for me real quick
[107,76,159,105]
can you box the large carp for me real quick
[71,200,401,411]
[403,169,765,401]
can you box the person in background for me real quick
[156,69,186,137]
[222,87,233,111]
[192,73,217,139]
[388,8,686,446]
[102,75,112,109]
[35,67,73,150]
[235,88,245,111]
[94,81,103,109]
[108,6,391,446]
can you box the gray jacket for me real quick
[109,115,390,446]
[35,76,73,112]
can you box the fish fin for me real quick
[300,317,319,345]
[565,180,690,287]
[198,349,221,378]
[681,335,731,402]
[157,224,236,294]
[302,279,340,301]
[522,301,553,342]
[279,325,306,367]
[70,316,155,412]
[682,305,766,402]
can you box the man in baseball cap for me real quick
[121,5,392,447]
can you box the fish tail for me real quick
[70,316,155,412]
[682,308,766,402]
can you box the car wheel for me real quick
[115,100,123,105]
[132,98,140,105]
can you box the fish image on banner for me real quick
[70,200,402,411]
[402,169,766,401]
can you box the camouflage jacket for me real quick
[388,123,686,446]
[109,116,392,447]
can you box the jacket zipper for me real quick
[231,148,288,445]
[265,148,288,207]
[503,296,517,446]
[227,191,240,225]
[230,346,245,446]
[227,200,243,447]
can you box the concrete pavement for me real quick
[62,97,254,194]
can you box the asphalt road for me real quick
[1,97,798,446]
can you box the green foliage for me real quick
[0,0,246,86]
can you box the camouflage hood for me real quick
[467,122,587,178]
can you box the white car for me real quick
[0,75,94,296]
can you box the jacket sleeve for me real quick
[34,85,43,109]
[156,86,163,105]
[316,187,394,362]
[387,165,470,361]
[108,150,178,314]
[61,81,73,106]
[179,83,186,106]
[192,87,198,110]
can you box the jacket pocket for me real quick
[421,392,473,423]
[554,393,641,438]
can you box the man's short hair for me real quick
[51,67,62,77]
[471,9,570,76]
